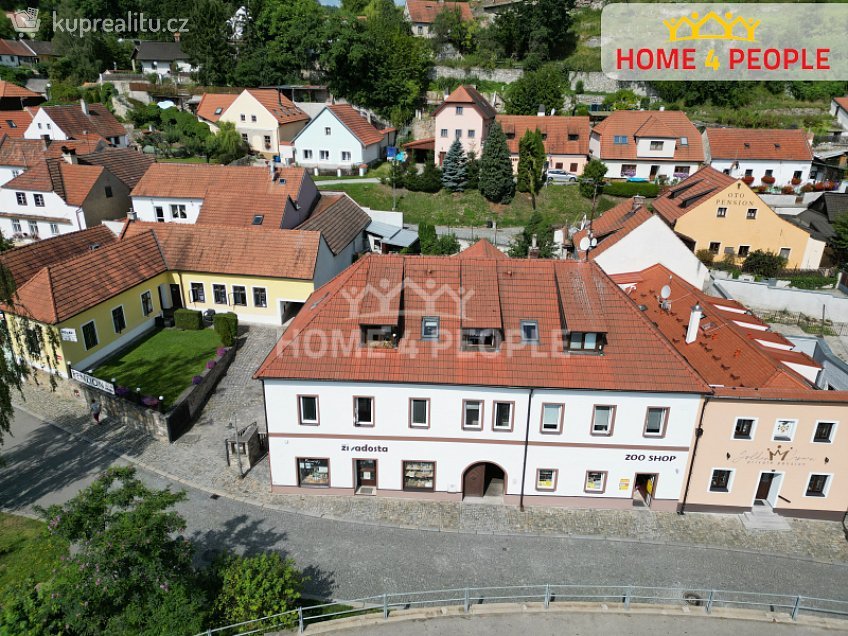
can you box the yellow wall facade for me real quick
[673,181,812,268]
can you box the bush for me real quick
[213,312,238,347]
[801,183,815,193]
[174,308,203,330]
[575,79,584,94]
[781,185,795,194]
[695,249,715,265]
[742,250,787,278]
[601,182,660,197]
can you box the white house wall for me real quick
[601,159,700,181]
[593,216,710,289]
[294,109,368,169]
[24,110,68,141]
[801,236,826,270]
[0,188,80,239]
[264,379,702,509]
[709,158,812,186]
[131,196,204,223]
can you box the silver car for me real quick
[546,170,578,185]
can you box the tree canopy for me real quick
[504,64,564,116]
[479,121,514,204]
[441,138,468,192]
[516,129,545,209]
[508,210,556,258]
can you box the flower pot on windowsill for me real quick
[781,185,795,194]
[741,175,755,185]
[791,177,801,186]
[761,175,776,185]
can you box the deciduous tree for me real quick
[508,210,556,258]
[504,64,564,116]
[516,129,545,209]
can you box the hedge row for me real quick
[214,312,239,347]
[174,308,203,330]
[602,182,660,197]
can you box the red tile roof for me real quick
[4,159,105,206]
[0,110,33,138]
[834,96,848,113]
[705,127,812,162]
[434,85,497,120]
[40,103,126,141]
[246,89,309,125]
[120,221,321,280]
[652,166,737,225]
[403,137,435,151]
[496,115,590,156]
[0,39,34,57]
[591,110,703,163]
[0,225,116,290]
[0,80,40,99]
[0,136,107,167]
[616,263,815,390]
[326,104,386,147]
[196,92,238,123]
[255,253,711,394]
[572,198,652,259]
[406,0,473,23]
[455,239,507,260]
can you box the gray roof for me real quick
[366,221,419,247]
[132,41,189,61]
[809,192,848,222]
[296,194,370,255]
[24,40,54,56]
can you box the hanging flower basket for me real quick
[791,177,801,185]
[761,175,776,185]
[741,175,755,185]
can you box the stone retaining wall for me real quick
[431,65,524,83]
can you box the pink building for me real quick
[433,85,496,164]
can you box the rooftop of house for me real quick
[572,197,653,259]
[0,109,34,138]
[0,39,34,57]
[255,252,711,394]
[24,40,53,56]
[612,263,819,391]
[324,104,389,147]
[75,147,155,189]
[39,102,126,141]
[833,96,848,112]
[406,0,473,23]
[591,110,704,163]
[455,238,507,260]
[0,136,106,168]
[652,166,737,225]
[295,193,371,255]
[245,89,309,125]
[0,80,41,100]
[497,115,590,156]
[705,127,813,162]
[196,92,239,123]
[434,84,497,121]
[132,40,190,61]
[4,158,105,206]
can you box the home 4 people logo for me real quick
[340,278,474,322]
[11,7,39,34]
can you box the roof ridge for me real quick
[146,226,170,270]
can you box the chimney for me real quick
[537,104,545,117]
[528,234,540,259]
[685,303,702,344]
[41,136,50,150]
[174,31,181,43]
[127,208,137,221]
[61,146,77,164]
[632,195,646,211]
[268,160,275,180]
[80,98,88,116]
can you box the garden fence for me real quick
[193,584,848,636]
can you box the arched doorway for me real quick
[462,462,505,501]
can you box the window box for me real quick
[741,175,755,185]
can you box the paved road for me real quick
[4,409,848,602]
[320,612,848,636]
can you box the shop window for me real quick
[710,469,732,492]
[584,471,606,493]
[536,469,557,491]
[297,458,329,487]
[403,461,435,491]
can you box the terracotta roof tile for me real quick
[295,194,370,255]
[0,110,34,138]
[834,96,848,112]
[0,225,116,289]
[406,0,473,23]
[0,39,34,57]
[256,254,711,394]
[40,103,125,140]
[591,110,703,163]
[497,115,589,156]
[573,198,652,259]
[4,159,105,206]
[705,127,812,161]
[326,104,385,147]
[197,93,238,123]
[76,147,154,189]
[121,221,321,280]
[434,85,497,120]
[0,80,40,99]
[246,89,309,125]
[455,239,506,260]
[652,166,737,224]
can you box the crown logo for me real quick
[663,11,760,43]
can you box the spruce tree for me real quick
[516,129,546,209]
[441,139,468,192]
[479,122,515,204]
[466,150,480,190]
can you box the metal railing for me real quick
[195,584,848,635]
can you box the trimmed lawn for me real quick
[0,513,67,593]
[320,181,619,228]
[94,328,223,408]
[313,162,393,181]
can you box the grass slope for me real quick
[0,513,67,594]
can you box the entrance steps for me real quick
[740,503,792,531]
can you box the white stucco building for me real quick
[24,101,128,147]
[704,127,813,187]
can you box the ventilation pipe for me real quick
[685,303,702,344]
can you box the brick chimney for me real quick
[528,234,540,259]
[61,146,77,164]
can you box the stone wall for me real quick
[167,345,236,440]
[431,65,524,84]
[568,72,655,97]
[84,386,171,441]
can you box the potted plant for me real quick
[801,183,815,193]
[742,175,755,185]
[781,185,795,194]
[761,175,776,185]
[814,181,826,191]
[791,177,801,186]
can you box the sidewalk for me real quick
[11,327,848,565]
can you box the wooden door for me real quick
[756,473,774,500]
[170,284,183,309]
[463,464,485,498]
[357,460,376,487]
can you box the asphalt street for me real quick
[3,408,848,602]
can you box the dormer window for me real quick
[362,325,398,348]
[567,331,605,352]
[461,328,501,351]
[568,133,578,141]
[520,320,539,343]
[421,316,439,340]
[680,136,688,145]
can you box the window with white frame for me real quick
[779,247,791,260]
[253,287,267,308]
[303,149,313,159]
[649,140,664,150]
[324,127,332,135]
[733,417,755,440]
[409,398,429,428]
[170,204,187,219]
[354,396,374,426]
[463,400,483,429]
[455,129,461,139]
[28,221,37,236]
[440,129,448,138]
[772,419,797,442]
[341,151,351,161]
[213,284,227,305]
[251,115,257,122]
[813,421,836,443]
[141,291,153,316]
[421,316,439,340]
[520,320,539,343]
[806,474,830,497]
[190,283,205,303]
[15,192,26,205]
[592,405,614,435]
[231,285,247,306]
[493,402,513,430]
[298,396,319,425]
[536,468,557,490]
[34,194,44,207]
[541,403,563,433]
[709,469,732,492]
[50,223,59,236]
[455,106,463,115]
[644,407,668,437]
[319,150,329,160]
[240,114,246,121]
[716,207,727,218]
[11,218,21,233]
[468,129,475,139]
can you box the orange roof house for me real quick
[196,92,239,125]
[405,0,473,36]
[216,88,310,157]
[704,127,813,186]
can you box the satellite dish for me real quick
[660,285,672,299]
[590,238,598,247]
[578,236,591,252]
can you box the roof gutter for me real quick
[678,394,708,515]
[518,387,534,512]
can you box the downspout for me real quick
[518,387,534,512]
[678,395,709,515]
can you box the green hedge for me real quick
[174,308,203,330]
[214,312,238,347]
[602,182,660,197]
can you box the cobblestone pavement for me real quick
[10,326,848,565]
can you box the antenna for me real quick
[578,236,590,252]
[590,238,598,247]
[660,285,671,299]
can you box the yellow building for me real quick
[0,220,351,376]
[653,167,825,269]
